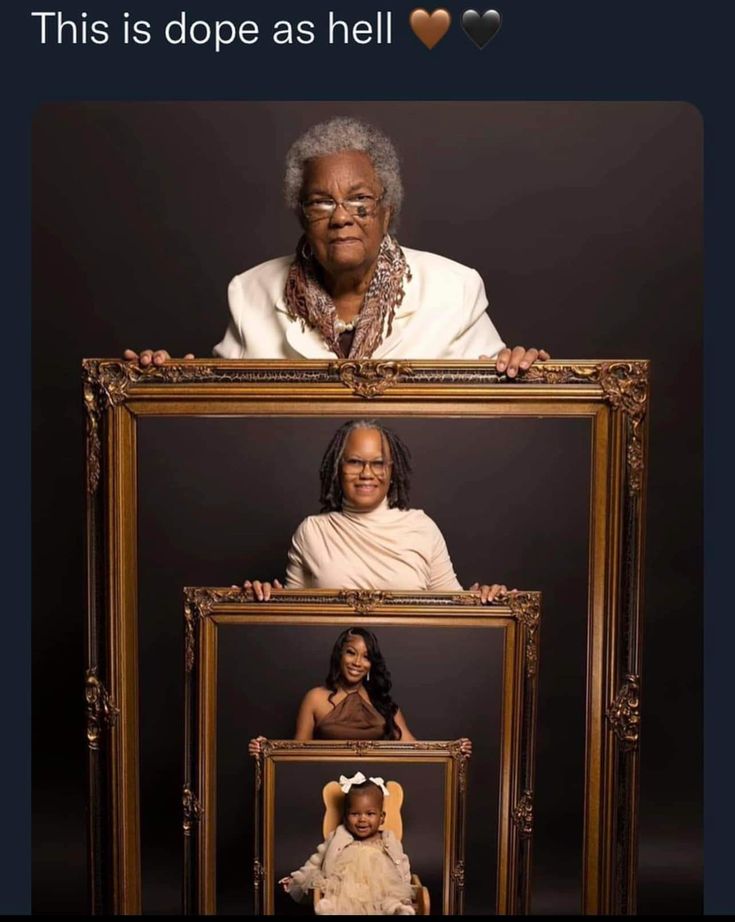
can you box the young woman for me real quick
[248,627,471,754]
[297,626,412,742]
[249,627,412,752]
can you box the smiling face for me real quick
[343,787,385,840]
[339,427,392,513]
[300,151,391,281]
[339,632,371,688]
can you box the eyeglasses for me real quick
[341,457,393,478]
[300,192,385,223]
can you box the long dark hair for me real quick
[318,419,412,512]
[325,627,401,740]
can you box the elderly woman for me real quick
[125,117,548,374]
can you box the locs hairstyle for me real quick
[325,627,402,740]
[319,419,412,512]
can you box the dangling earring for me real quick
[366,670,371,683]
[300,238,313,261]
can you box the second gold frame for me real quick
[182,588,541,915]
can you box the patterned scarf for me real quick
[283,234,412,359]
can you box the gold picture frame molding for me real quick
[258,741,468,917]
[181,591,540,915]
[83,358,648,915]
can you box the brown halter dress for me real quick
[314,691,386,740]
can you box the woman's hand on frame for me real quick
[243,579,283,601]
[457,737,473,757]
[248,736,267,757]
[479,346,550,377]
[123,348,195,366]
[469,583,508,604]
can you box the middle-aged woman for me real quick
[245,418,506,602]
[125,116,548,375]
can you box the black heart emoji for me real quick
[461,9,502,48]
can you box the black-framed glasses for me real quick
[300,192,385,223]
[341,457,393,478]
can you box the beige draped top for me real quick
[285,499,462,591]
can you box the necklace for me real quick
[334,317,358,334]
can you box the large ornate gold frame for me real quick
[182,590,540,915]
[83,358,648,915]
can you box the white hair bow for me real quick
[338,772,390,796]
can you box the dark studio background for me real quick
[138,415,588,915]
[31,102,702,914]
[270,760,445,917]
[216,626,503,916]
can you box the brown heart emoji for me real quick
[409,8,452,49]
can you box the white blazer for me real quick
[213,247,505,360]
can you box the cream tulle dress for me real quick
[315,838,415,916]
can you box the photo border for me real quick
[82,357,648,914]
[182,589,540,915]
[258,741,466,917]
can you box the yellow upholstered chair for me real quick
[314,780,431,915]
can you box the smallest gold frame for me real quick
[256,740,468,916]
[182,588,541,916]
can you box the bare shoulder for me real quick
[300,686,331,707]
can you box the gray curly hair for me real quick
[283,117,403,230]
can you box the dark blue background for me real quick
[10,1,727,914]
